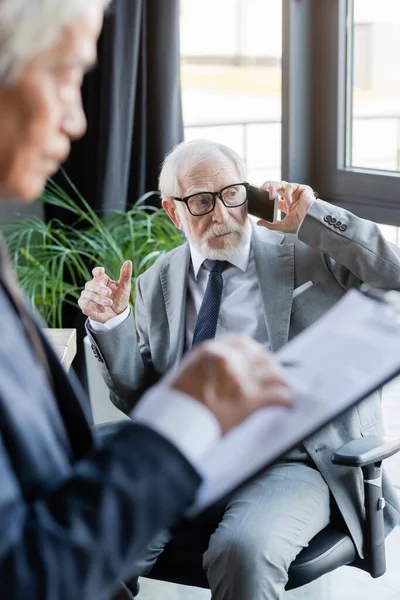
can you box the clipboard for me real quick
[189,285,400,515]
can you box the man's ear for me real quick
[162,199,183,230]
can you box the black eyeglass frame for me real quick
[173,182,249,216]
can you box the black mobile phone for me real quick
[247,184,277,222]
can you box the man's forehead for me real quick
[47,8,102,67]
[183,160,238,188]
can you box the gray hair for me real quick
[159,138,247,200]
[0,0,112,83]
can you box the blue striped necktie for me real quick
[192,259,227,346]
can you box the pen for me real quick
[280,360,300,368]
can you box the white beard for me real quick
[179,210,252,260]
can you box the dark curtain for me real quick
[45,0,184,379]
[47,0,183,219]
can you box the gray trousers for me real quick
[137,462,330,600]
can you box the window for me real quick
[296,0,400,226]
[179,0,282,183]
[178,1,400,223]
[347,1,400,172]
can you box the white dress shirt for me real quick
[131,384,221,476]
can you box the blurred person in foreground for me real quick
[0,2,293,599]
[82,138,400,599]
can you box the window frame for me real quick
[282,0,400,226]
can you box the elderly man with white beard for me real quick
[81,138,400,600]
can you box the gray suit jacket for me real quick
[88,199,400,557]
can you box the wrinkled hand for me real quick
[257,180,316,234]
[78,260,132,324]
[169,335,293,434]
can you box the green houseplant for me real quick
[0,173,183,327]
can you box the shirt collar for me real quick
[189,240,252,280]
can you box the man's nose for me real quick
[212,196,230,222]
[62,99,87,141]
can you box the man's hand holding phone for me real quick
[255,180,317,234]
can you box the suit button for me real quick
[314,445,327,453]
[91,344,103,363]
[333,220,342,228]
[324,215,333,223]
[340,224,347,231]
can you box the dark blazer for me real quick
[0,283,200,600]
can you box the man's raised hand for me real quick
[78,260,133,324]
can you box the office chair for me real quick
[126,435,400,596]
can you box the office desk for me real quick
[44,328,77,372]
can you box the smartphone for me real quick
[247,184,278,223]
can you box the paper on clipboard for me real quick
[189,288,400,515]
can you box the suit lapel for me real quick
[0,239,93,460]
[252,228,295,352]
[159,243,190,367]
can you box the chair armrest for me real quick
[331,436,400,467]
[331,435,400,578]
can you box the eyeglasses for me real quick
[173,182,249,216]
